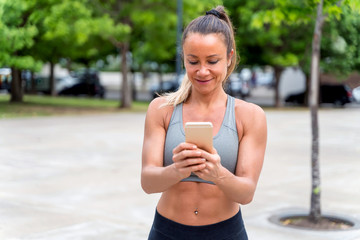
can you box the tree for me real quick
[0,0,42,102]
[225,0,314,107]
[308,0,360,222]
[0,0,112,100]
[321,4,360,77]
[130,0,219,92]
[309,0,325,223]
[31,0,107,96]
[91,0,218,108]
[90,0,133,108]
[224,0,360,223]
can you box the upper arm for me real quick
[235,103,267,185]
[142,98,172,169]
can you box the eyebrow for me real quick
[186,54,220,58]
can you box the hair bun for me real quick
[205,9,221,19]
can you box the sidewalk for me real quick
[1,109,360,239]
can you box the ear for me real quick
[227,49,234,67]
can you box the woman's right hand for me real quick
[171,143,207,179]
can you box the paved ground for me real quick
[1,107,360,240]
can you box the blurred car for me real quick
[252,66,275,87]
[150,74,184,99]
[285,84,353,106]
[352,86,360,103]
[25,75,79,94]
[58,69,105,98]
[256,71,274,87]
[0,68,11,92]
[225,73,251,98]
[56,75,79,93]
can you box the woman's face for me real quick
[183,33,233,95]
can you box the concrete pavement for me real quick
[1,108,360,239]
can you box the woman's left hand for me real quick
[193,148,228,183]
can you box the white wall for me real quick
[279,67,306,100]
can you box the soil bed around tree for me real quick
[280,215,354,230]
[269,210,360,231]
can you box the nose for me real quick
[197,64,210,76]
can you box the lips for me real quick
[196,78,212,83]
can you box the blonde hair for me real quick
[162,6,238,107]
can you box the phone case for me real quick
[185,122,213,152]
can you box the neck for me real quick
[187,88,227,109]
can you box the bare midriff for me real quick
[156,181,239,226]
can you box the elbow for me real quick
[237,186,256,205]
[141,178,154,194]
[141,175,161,194]
[141,167,165,194]
[141,183,154,194]
[141,169,153,194]
[238,181,257,205]
[141,182,151,194]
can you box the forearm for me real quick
[214,169,256,205]
[141,165,182,194]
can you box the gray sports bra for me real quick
[163,95,239,184]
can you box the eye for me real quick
[188,61,198,65]
[208,60,219,65]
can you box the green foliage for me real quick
[131,0,220,72]
[183,0,222,25]
[43,3,91,45]
[313,186,320,195]
[2,0,359,79]
[92,15,131,44]
[224,0,360,77]
[321,4,360,77]
[0,0,41,71]
[225,0,313,68]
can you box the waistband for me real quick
[151,208,247,239]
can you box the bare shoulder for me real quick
[146,96,174,129]
[234,98,265,118]
[234,99,267,134]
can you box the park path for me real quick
[1,108,360,239]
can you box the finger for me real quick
[197,150,220,164]
[172,142,197,155]
[174,158,206,169]
[193,168,208,178]
[211,147,217,154]
[189,163,206,172]
[172,150,202,163]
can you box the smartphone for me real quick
[185,122,213,152]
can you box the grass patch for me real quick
[0,94,149,119]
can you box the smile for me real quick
[196,79,212,84]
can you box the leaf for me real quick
[313,187,320,195]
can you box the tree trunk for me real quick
[176,0,183,78]
[120,42,132,108]
[10,67,23,102]
[50,61,56,96]
[309,0,324,223]
[131,69,136,101]
[274,66,283,108]
[304,74,310,107]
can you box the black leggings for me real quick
[148,209,248,240]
